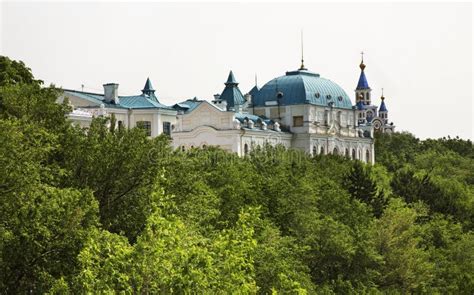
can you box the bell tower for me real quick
[355,52,372,105]
[378,89,388,124]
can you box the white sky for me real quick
[1,1,472,139]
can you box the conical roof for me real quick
[220,71,245,110]
[142,78,155,94]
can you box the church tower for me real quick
[378,91,388,124]
[355,53,372,105]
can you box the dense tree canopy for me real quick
[1,56,473,293]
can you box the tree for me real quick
[344,161,387,217]
[375,199,434,292]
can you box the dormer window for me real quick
[315,93,320,98]
[326,95,332,99]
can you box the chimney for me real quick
[103,83,119,104]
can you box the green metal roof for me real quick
[252,68,353,110]
[220,71,246,110]
[63,89,174,110]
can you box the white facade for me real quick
[58,80,176,137]
[172,100,292,156]
[61,59,395,164]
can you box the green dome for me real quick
[252,69,353,109]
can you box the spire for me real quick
[221,71,245,111]
[255,73,258,87]
[225,70,238,85]
[379,88,388,112]
[142,77,155,95]
[356,52,370,90]
[299,30,307,70]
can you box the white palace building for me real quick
[59,57,395,164]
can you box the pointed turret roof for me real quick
[142,78,155,94]
[379,95,388,112]
[356,58,370,90]
[220,70,245,110]
[225,71,238,85]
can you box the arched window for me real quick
[333,147,338,155]
[345,148,349,157]
[312,145,317,156]
[324,110,329,125]
[366,150,370,163]
[359,150,362,160]
[352,149,356,160]
[320,146,325,155]
[244,143,249,156]
[181,146,185,152]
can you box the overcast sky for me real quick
[1,1,472,139]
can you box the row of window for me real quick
[243,143,371,163]
[293,111,348,127]
[135,121,172,136]
[312,146,371,163]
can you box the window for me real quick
[352,149,356,160]
[320,146,325,155]
[366,150,370,163]
[244,143,249,156]
[293,116,304,127]
[136,121,151,136]
[345,148,349,157]
[333,147,338,155]
[315,93,320,98]
[118,120,123,131]
[163,121,171,136]
[313,146,317,156]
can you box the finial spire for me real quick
[381,88,385,100]
[255,73,258,87]
[225,70,238,85]
[142,77,155,95]
[299,30,307,70]
[359,51,366,71]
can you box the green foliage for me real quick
[0,55,41,86]
[375,199,434,292]
[344,161,387,217]
[76,208,258,293]
[1,56,473,294]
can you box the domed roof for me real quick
[252,69,353,110]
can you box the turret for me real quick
[355,52,372,105]
[219,71,246,112]
[142,78,155,96]
[378,91,388,124]
[141,78,160,103]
